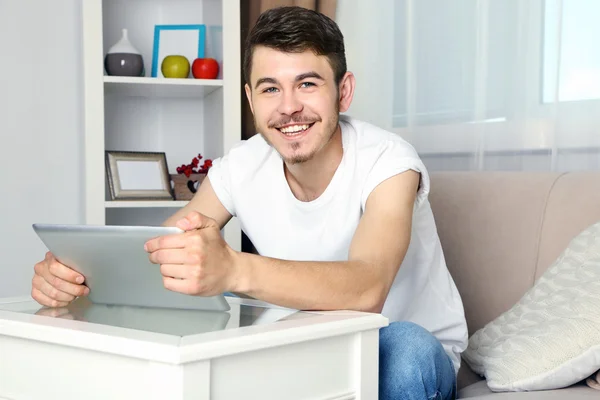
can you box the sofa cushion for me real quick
[462,220,600,392]
[459,381,599,399]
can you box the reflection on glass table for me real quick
[11,297,303,337]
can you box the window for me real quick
[392,0,519,127]
[543,0,600,103]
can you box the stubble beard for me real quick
[257,104,340,165]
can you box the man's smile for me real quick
[277,122,315,138]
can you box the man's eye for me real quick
[263,87,278,93]
[300,82,316,88]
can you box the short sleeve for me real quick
[207,154,236,217]
[360,140,431,211]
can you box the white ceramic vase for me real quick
[104,28,145,76]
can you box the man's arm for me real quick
[162,176,232,230]
[233,170,420,313]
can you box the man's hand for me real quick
[31,252,90,308]
[145,211,240,296]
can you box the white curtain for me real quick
[336,0,600,172]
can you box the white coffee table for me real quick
[0,295,387,400]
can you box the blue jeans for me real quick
[379,321,457,400]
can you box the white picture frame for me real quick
[105,151,174,201]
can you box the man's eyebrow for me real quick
[295,72,324,81]
[254,77,278,89]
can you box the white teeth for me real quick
[280,124,310,134]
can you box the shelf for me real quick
[105,200,188,208]
[104,76,223,98]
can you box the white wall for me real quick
[0,0,84,297]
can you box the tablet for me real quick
[32,223,230,312]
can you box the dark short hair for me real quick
[243,6,347,88]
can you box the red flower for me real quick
[176,153,212,176]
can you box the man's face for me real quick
[245,46,342,165]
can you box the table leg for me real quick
[354,329,380,399]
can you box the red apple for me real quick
[192,58,219,79]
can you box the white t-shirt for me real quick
[208,115,468,373]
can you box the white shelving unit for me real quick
[82,0,242,250]
[104,76,224,98]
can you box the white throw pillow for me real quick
[463,220,600,392]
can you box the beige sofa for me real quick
[428,171,600,399]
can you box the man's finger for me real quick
[38,266,89,298]
[148,249,192,265]
[35,275,76,303]
[46,257,85,285]
[31,287,69,308]
[159,263,190,279]
[176,212,218,231]
[145,233,186,253]
[162,276,198,295]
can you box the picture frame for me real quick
[105,151,174,201]
[151,24,206,78]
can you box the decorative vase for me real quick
[171,173,206,200]
[104,28,144,77]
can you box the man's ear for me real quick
[338,72,356,113]
[244,83,254,115]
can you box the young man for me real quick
[31,7,467,399]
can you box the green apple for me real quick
[161,55,190,78]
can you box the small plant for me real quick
[176,153,213,177]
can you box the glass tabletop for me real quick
[0,296,312,337]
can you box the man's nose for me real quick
[277,91,303,115]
